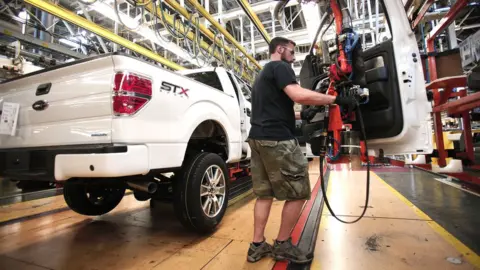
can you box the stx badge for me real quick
[160,81,189,97]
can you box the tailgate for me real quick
[0,55,115,149]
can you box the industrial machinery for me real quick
[297,0,432,223]
[298,0,370,223]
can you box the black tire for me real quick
[63,181,125,216]
[173,152,229,234]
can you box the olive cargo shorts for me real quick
[248,139,311,201]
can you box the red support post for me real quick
[459,90,475,164]
[412,0,435,29]
[433,112,447,167]
[426,0,469,41]
[439,87,454,105]
[425,0,469,168]
[427,39,437,81]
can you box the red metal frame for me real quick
[438,91,480,115]
[228,162,250,181]
[412,0,434,29]
[425,77,478,166]
[425,0,470,168]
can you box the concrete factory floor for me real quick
[0,160,479,270]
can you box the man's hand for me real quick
[300,107,320,121]
[334,96,358,110]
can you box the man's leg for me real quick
[276,199,305,241]
[247,139,275,263]
[262,139,313,264]
[253,198,273,243]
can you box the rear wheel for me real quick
[173,152,229,234]
[63,180,125,216]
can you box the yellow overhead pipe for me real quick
[178,0,262,70]
[160,0,259,72]
[24,0,252,81]
[24,0,185,70]
[235,0,271,44]
[142,1,253,80]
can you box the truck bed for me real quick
[0,54,116,149]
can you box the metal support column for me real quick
[235,0,271,44]
[204,0,210,27]
[271,8,275,38]
[250,21,255,55]
[78,2,109,53]
[447,23,458,49]
[113,21,118,52]
[218,0,223,26]
[240,16,244,47]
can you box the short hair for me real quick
[269,37,296,54]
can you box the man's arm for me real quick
[272,63,336,106]
[295,111,301,120]
[284,84,336,106]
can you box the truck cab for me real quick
[178,67,253,160]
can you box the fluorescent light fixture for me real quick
[18,10,30,20]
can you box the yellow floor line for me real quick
[374,172,480,269]
[228,189,253,206]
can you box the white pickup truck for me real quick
[0,0,435,233]
[0,53,253,233]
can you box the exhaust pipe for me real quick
[127,180,158,194]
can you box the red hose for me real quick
[330,0,351,77]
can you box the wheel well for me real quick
[185,120,228,161]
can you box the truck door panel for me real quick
[354,40,403,140]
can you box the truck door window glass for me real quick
[184,71,224,92]
[226,72,241,104]
[234,75,252,102]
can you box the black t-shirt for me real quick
[248,61,298,141]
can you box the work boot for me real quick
[247,240,273,262]
[272,237,313,264]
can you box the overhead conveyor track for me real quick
[24,0,185,71]
[22,0,258,82]
[140,0,255,81]
[182,0,262,70]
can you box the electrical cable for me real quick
[327,136,342,161]
[183,12,200,60]
[319,100,370,224]
[114,0,143,31]
[159,0,190,40]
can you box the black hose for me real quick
[319,100,370,224]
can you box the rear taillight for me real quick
[113,72,152,115]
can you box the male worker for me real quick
[246,37,357,264]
